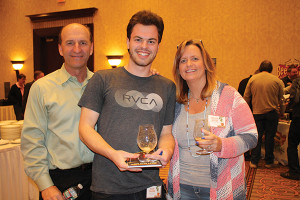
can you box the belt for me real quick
[72,163,92,171]
[50,163,92,172]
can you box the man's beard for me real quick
[128,48,157,67]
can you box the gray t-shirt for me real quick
[175,104,211,188]
[78,67,176,194]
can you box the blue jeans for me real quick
[251,110,279,165]
[180,184,210,200]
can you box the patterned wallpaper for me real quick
[0,0,299,99]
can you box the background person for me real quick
[281,64,298,87]
[280,76,300,180]
[78,10,176,200]
[21,23,94,200]
[237,69,260,161]
[167,40,258,200]
[8,73,26,120]
[244,60,285,169]
[22,70,44,113]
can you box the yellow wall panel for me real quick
[0,0,300,99]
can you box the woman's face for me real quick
[179,44,206,83]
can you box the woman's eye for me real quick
[180,59,186,64]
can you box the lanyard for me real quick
[186,92,208,155]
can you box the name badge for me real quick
[146,185,162,199]
[208,115,226,127]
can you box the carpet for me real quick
[245,161,300,200]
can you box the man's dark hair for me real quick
[287,64,297,73]
[259,60,273,73]
[34,70,44,80]
[17,73,26,81]
[127,10,164,43]
[58,23,93,44]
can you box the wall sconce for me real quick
[11,61,24,78]
[106,55,123,68]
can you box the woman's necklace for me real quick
[186,91,208,157]
[190,92,201,103]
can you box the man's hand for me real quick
[110,150,142,172]
[41,186,64,200]
[146,148,172,167]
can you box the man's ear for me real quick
[90,43,94,56]
[58,44,63,56]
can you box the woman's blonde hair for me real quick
[173,39,217,104]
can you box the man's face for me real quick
[289,68,298,80]
[127,24,159,68]
[36,73,44,80]
[18,77,26,86]
[58,24,93,70]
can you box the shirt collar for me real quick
[57,64,93,85]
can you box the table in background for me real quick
[0,143,39,200]
[274,121,300,165]
[0,105,16,121]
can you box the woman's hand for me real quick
[150,68,160,75]
[195,129,222,152]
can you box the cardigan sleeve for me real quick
[213,86,258,158]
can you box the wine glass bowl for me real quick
[193,119,212,155]
[137,124,157,162]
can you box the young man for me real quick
[78,10,176,199]
[21,23,94,200]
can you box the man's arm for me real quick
[278,80,286,115]
[21,84,63,200]
[289,78,300,106]
[147,125,175,167]
[243,81,252,106]
[79,107,141,172]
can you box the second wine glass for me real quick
[193,119,212,155]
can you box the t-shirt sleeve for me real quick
[78,72,104,114]
[163,82,176,125]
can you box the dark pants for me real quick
[39,163,92,200]
[287,117,300,174]
[251,110,279,165]
[92,186,166,200]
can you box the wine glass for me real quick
[137,124,158,162]
[193,119,212,155]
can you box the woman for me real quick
[167,40,258,200]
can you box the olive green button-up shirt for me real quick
[21,65,94,191]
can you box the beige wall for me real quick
[1,0,299,99]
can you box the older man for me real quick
[21,23,94,200]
